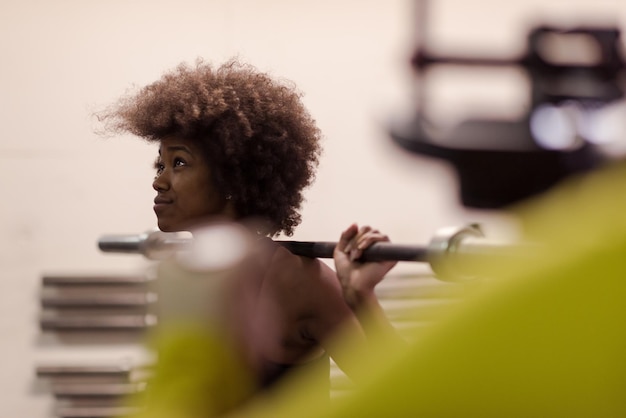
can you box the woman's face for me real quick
[152,137,232,232]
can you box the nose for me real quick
[152,171,170,192]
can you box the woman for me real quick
[99,58,399,406]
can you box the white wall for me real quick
[1,0,624,415]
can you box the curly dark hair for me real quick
[98,58,323,236]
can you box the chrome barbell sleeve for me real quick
[98,229,432,262]
[98,225,528,281]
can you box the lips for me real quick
[154,196,173,205]
[153,196,173,214]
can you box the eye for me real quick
[173,157,187,168]
[153,158,164,176]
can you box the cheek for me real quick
[185,183,224,216]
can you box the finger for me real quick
[349,245,363,262]
[356,225,373,239]
[356,231,390,251]
[336,223,358,254]
[349,226,370,252]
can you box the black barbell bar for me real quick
[98,225,531,281]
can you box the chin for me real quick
[157,221,177,233]
[158,220,193,233]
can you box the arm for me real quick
[306,224,406,384]
[333,223,404,345]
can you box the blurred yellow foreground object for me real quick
[231,162,626,418]
[124,162,626,418]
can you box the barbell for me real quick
[98,224,530,281]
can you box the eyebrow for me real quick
[158,145,193,155]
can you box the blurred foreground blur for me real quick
[32,4,626,417]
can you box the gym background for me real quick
[0,0,623,416]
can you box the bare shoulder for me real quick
[268,245,354,336]
[267,245,338,289]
